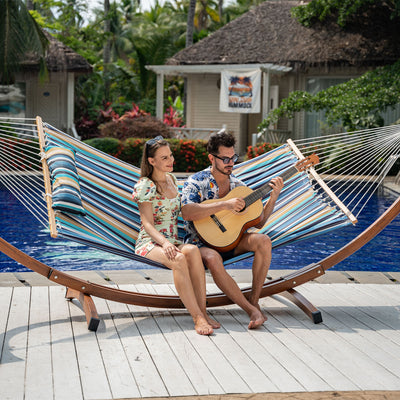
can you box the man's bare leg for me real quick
[231,233,271,319]
[200,247,265,329]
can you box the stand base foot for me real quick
[280,288,323,324]
[66,288,100,331]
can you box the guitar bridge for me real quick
[210,214,226,233]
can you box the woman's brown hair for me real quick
[140,136,170,192]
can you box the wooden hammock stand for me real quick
[1,194,399,331]
[1,116,399,331]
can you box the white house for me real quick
[1,33,92,134]
[148,1,400,153]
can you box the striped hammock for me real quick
[1,117,399,269]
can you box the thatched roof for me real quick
[23,32,92,73]
[168,1,400,70]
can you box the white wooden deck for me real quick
[1,281,400,400]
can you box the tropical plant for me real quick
[259,0,400,132]
[163,95,185,127]
[291,0,400,28]
[246,142,280,159]
[0,0,49,84]
[99,103,173,139]
[84,136,210,171]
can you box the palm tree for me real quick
[124,3,187,99]
[104,0,111,100]
[0,0,48,84]
[186,0,196,47]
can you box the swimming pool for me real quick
[0,183,399,272]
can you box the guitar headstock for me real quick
[295,153,319,172]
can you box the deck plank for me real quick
[295,284,400,390]
[262,294,366,391]
[68,295,113,400]
[24,286,53,400]
[95,295,141,399]
[305,284,400,346]
[209,308,304,392]
[2,281,400,399]
[162,282,251,394]
[229,306,329,392]
[125,284,197,397]
[258,296,359,391]
[0,287,30,400]
[0,287,12,360]
[151,284,225,396]
[107,287,169,398]
[302,284,400,343]
[300,285,400,379]
[131,311,196,396]
[49,286,83,400]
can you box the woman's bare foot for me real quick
[206,314,221,329]
[248,309,266,329]
[194,316,214,335]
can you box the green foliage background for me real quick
[259,0,400,132]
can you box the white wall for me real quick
[187,74,243,150]
[22,71,73,132]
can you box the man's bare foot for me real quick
[250,298,268,322]
[194,316,214,335]
[206,314,221,329]
[255,304,268,322]
[248,309,266,329]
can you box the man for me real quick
[181,131,283,329]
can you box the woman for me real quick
[132,136,220,335]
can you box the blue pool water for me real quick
[0,183,399,272]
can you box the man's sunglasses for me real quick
[146,135,163,155]
[212,153,239,164]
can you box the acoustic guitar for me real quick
[193,154,319,252]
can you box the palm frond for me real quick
[0,0,49,84]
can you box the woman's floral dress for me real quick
[132,173,181,257]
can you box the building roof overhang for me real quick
[146,63,292,75]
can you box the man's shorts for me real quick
[220,248,236,262]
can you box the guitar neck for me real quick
[244,165,298,207]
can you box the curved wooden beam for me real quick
[0,195,399,309]
[319,194,400,271]
[0,235,322,308]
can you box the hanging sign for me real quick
[219,69,261,113]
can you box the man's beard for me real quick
[214,163,232,176]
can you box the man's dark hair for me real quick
[207,130,236,154]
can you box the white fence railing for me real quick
[171,127,222,140]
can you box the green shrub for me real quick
[84,137,121,156]
[118,137,145,167]
[246,142,281,159]
[84,137,210,172]
[170,139,209,172]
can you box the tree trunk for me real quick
[186,0,196,47]
[184,0,196,120]
[103,0,111,102]
[218,0,223,22]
